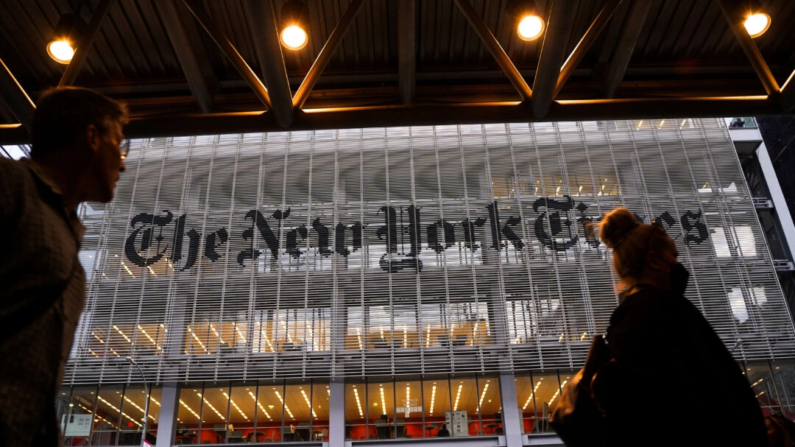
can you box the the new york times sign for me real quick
[124,196,709,274]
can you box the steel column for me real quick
[499,372,523,447]
[532,0,579,118]
[329,380,345,447]
[757,142,795,261]
[155,384,180,447]
[245,0,294,127]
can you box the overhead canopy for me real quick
[0,0,794,143]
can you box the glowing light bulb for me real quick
[281,25,308,50]
[47,40,74,64]
[518,15,544,41]
[744,13,770,38]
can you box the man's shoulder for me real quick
[0,157,36,207]
[0,156,33,180]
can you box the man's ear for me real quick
[85,124,102,154]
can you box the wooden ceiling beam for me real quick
[0,97,785,144]
[555,0,623,99]
[245,0,294,128]
[105,97,790,139]
[454,0,532,102]
[715,0,780,97]
[155,0,213,114]
[603,0,652,99]
[182,0,271,110]
[398,0,417,105]
[292,0,368,109]
[0,58,35,129]
[532,0,579,118]
[59,0,118,87]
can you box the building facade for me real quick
[55,118,795,447]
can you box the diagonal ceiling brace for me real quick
[59,0,118,87]
[182,0,271,110]
[555,0,623,99]
[293,0,368,109]
[245,0,293,128]
[156,0,213,114]
[0,58,36,129]
[603,0,652,99]
[782,71,795,112]
[454,0,532,102]
[715,0,780,97]
[532,0,579,118]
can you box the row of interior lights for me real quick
[45,2,772,65]
[173,380,581,421]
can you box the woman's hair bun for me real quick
[600,208,639,248]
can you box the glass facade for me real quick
[63,120,794,387]
[59,385,160,446]
[57,365,794,445]
[174,380,328,444]
[344,375,500,440]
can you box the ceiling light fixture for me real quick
[300,389,318,418]
[47,14,85,64]
[508,1,545,42]
[275,391,294,419]
[478,383,489,410]
[48,40,74,64]
[223,392,249,421]
[279,1,309,51]
[353,387,364,417]
[741,0,770,38]
[518,15,545,41]
[522,380,543,410]
[197,392,226,420]
[429,385,436,416]
[744,12,770,38]
[249,391,273,420]
[453,383,463,411]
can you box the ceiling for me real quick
[0,0,794,143]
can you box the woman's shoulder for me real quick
[610,287,694,325]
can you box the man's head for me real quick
[31,87,129,203]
